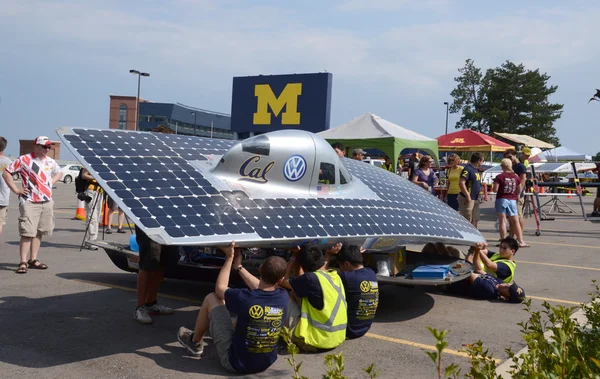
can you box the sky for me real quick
[1,0,599,160]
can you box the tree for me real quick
[593,152,600,161]
[450,60,563,146]
[449,59,488,133]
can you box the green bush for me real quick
[428,280,600,378]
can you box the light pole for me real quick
[191,112,196,136]
[443,101,449,135]
[129,69,150,131]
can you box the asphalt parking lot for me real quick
[1,184,598,379]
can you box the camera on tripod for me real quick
[77,192,93,202]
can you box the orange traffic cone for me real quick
[73,199,86,220]
[100,202,110,227]
[567,190,572,198]
[539,186,545,194]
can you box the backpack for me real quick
[74,168,89,194]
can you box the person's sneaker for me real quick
[177,327,207,356]
[105,228,113,234]
[85,243,99,251]
[144,302,175,315]
[134,306,153,324]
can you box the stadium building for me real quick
[108,95,253,140]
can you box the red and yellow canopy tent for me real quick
[437,129,513,152]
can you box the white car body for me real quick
[60,164,82,184]
[363,158,385,168]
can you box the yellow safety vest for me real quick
[481,253,516,284]
[294,270,347,349]
[87,179,102,192]
[382,163,394,173]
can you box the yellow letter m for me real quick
[253,83,302,125]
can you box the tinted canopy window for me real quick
[319,162,336,184]
[241,135,270,156]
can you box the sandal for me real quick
[28,259,48,270]
[16,262,27,274]
[117,228,126,234]
[519,244,530,248]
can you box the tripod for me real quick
[80,190,105,251]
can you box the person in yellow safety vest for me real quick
[520,147,531,169]
[81,168,103,251]
[281,244,347,352]
[381,156,395,173]
[472,237,519,284]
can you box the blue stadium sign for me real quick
[230,73,333,134]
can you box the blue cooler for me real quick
[129,234,139,252]
[411,265,451,280]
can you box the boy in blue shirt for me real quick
[177,242,288,374]
[336,245,379,339]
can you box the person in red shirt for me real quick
[2,136,63,274]
[492,159,528,247]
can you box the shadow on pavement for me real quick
[0,278,240,376]
[373,285,435,323]
[5,241,82,250]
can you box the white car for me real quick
[363,158,385,168]
[60,164,82,184]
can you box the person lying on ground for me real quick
[456,243,526,303]
[177,242,289,374]
[280,244,347,353]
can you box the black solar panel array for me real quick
[59,128,483,245]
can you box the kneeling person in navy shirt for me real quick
[177,242,288,374]
[337,245,379,339]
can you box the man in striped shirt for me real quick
[3,136,62,274]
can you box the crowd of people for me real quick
[335,142,535,246]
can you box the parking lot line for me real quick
[517,260,600,272]
[363,332,494,361]
[481,233,600,250]
[526,295,581,306]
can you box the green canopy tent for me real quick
[317,113,439,172]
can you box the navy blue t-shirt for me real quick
[469,274,503,300]
[460,164,482,200]
[487,252,511,281]
[513,162,527,198]
[225,288,289,374]
[339,268,379,339]
[289,272,324,310]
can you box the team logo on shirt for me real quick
[271,319,282,328]
[360,281,371,292]
[249,305,264,319]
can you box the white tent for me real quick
[317,113,439,172]
[543,146,592,162]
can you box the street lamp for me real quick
[191,112,196,136]
[129,69,150,131]
[443,101,449,135]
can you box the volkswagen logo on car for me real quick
[283,154,306,182]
